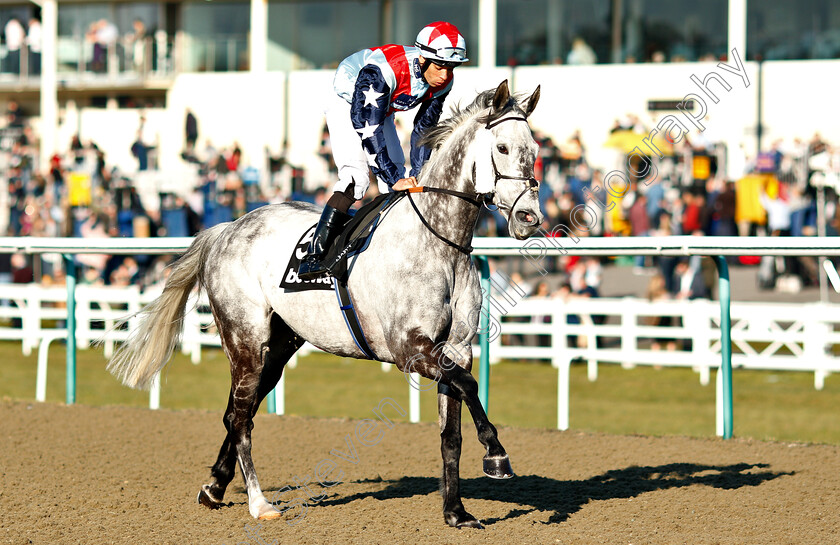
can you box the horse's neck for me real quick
[411,138,480,255]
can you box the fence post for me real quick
[687,300,712,386]
[104,300,115,359]
[584,302,598,381]
[409,374,421,423]
[63,255,77,405]
[276,371,285,415]
[267,353,292,414]
[149,372,160,409]
[476,256,491,413]
[267,388,276,414]
[553,303,571,430]
[75,286,90,350]
[181,294,201,363]
[556,357,570,431]
[715,365,724,436]
[22,285,40,356]
[804,313,830,390]
[620,304,635,369]
[712,256,733,439]
[36,336,49,402]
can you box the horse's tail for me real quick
[107,223,228,390]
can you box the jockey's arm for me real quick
[409,92,449,178]
[350,65,403,188]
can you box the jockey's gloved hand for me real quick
[393,177,418,191]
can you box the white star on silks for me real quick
[355,121,379,140]
[362,86,384,108]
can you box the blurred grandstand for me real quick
[0,0,838,296]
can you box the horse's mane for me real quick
[418,89,529,151]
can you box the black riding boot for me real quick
[298,205,351,280]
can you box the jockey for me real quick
[297,21,468,280]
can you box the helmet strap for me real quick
[420,59,433,81]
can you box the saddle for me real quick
[322,191,405,281]
[279,191,405,292]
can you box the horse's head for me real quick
[473,80,544,240]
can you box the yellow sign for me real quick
[68,172,92,206]
[735,174,773,225]
[692,155,711,180]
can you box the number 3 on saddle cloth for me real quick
[278,192,406,359]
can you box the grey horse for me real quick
[108,80,543,528]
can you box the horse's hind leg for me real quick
[198,313,303,519]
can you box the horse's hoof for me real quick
[257,507,283,521]
[483,454,514,479]
[445,511,484,529]
[197,485,223,510]
[457,518,484,529]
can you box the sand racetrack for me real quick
[1,399,838,545]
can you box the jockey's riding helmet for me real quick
[415,21,468,67]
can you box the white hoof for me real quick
[250,497,281,520]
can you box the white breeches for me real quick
[324,93,406,200]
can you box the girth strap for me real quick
[334,280,378,360]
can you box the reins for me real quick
[406,185,483,206]
[404,187,478,255]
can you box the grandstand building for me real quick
[0,0,837,182]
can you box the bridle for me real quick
[403,113,540,255]
[482,115,541,215]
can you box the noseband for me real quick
[403,113,540,255]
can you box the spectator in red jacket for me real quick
[682,192,703,234]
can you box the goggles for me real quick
[430,59,461,69]
[416,44,468,65]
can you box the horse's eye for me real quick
[497,144,509,155]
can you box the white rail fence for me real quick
[5,282,838,433]
[489,297,840,431]
[5,235,840,439]
[1,283,318,408]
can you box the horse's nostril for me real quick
[515,210,537,225]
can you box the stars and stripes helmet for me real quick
[415,21,468,67]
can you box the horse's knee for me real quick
[438,382,460,401]
[441,428,462,452]
[447,367,478,397]
[228,411,256,438]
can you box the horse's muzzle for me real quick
[508,207,543,240]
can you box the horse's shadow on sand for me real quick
[317,462,792,525]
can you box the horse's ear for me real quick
[492,80,511,114]
[523,85,541,118]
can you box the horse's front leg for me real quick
[439,361,514,479]
[438,382,483,528]
[401,329,513,494]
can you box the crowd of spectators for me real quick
[505,35,727,67]
[1,14,162,77]
[477,116,838,357]
[0,104,280,292]
[2,96,838,302]
[2,15,40,76]
[84,17,159,75]
[505,116,838,300]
